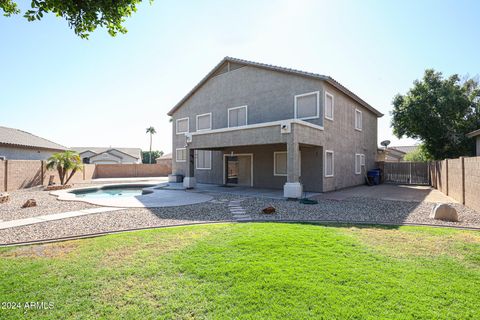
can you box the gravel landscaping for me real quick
[0,186,99,222]
[0,194,237,244]
[243,197,480,228]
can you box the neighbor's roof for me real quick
[167,57,384,117]
[466,129,480,138]
[0,126,67,151]
[71,147,141,159]
[157,152,172,160]
[389,146,418,154]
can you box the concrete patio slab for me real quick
[315,184,457,203]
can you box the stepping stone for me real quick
[233,214,251,218]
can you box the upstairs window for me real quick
[228,106,247,127]
[295,91,319,120]
[355,109,363,131]
[325,92,334,120]
[195,150,212,169]
[176,117,189,134]
[325,150,334,177]
[196,113,212,131]
[355,153,365,174]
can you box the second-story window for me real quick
[294,91,319,120]
[325,92,334,121]
[196,113,212,131]
[176,117,189,134]
[355,109,363,131]
[228,106,247,127]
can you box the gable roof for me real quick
[389,146,418,154]
[72,147,141,159]
[0,126,67,151]
[167,57,383,117]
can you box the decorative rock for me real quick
[22,199,37,208]
[0,192,10,204]
[45,185,71,191]
[262,206,276,214]
[430,203,458,222]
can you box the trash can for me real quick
[367,170,381,185]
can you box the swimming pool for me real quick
[70,185,152,199]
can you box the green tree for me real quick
[46,151,83,185]
[145,126,157,164]
[403,145,431,162]
[142,150,163,164]
[0,0,149,39]
[391,69,480,160]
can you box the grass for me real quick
[0,223,479,319]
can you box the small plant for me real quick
[46,151,83,185]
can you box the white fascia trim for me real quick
[325,150,334,177]
[191,118,323,136]
[325,91,334,121]
[195,150,212,170]
[355,108,363,131]
[175,148,186,162]
[227,105,248,128]
[273,151,288,176]
[196,112,212,132]
[294,91,320,120]
[176,117,189,135]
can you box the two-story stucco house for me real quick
[168,57,383,198]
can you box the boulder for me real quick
[430,203,458,222]
[0,192,9,204]
[262,206,276,214]
[22,199,37,208]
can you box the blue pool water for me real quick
[70,186,149,198]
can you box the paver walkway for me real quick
[228,199,251,221]
[0,207,124,230]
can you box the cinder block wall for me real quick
[447,158,463,202]
[464,157,480,212]
[95,164,171,178]
[7,160,43,191]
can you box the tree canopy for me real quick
[0,0,148,38]
[142,150,163,164]
[391,69,480,160]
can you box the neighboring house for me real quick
[72,147,142,164]
[156,153,172,164]
[466,129,480,156]
[0,126,67,160]
[168,57,383,197]
[382,146,418,162]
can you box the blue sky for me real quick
[1,0,479,153]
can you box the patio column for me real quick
[183,148,196,189]
[284,139,303,198]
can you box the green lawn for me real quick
[1,223,479,319]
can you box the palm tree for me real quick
[146,126,157,164]
[46,151,83,185]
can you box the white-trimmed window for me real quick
[175,148,186,162]
[228,106,247,127]
[325,92,334,121]
[195,150,212,170]
[196,113,212,131]
[273,151,287,176]
[355,153,365,174]
[355,109,362,131]
[176,117,189,134]
[294,91,320,120]
[325,150,334,177]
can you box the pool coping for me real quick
[50,182,213,208]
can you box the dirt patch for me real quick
[342,226,480,262]
[1,241,79,259]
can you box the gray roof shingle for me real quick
[71,147,142,159]
[0,126,67,150]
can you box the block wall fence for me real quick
[0,160,172,192]
[430,156,480,213]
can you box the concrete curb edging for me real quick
[1,219,479,248]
